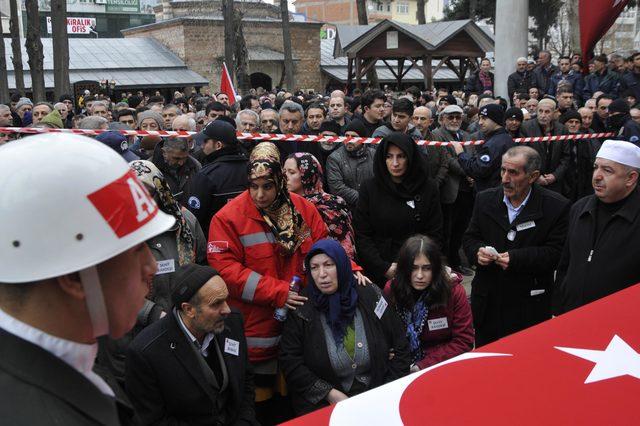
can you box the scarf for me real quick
[290,152,356,259]
[129,160,195,265]
[249,142,309,256]
[305,239,358,343]
[396,292,429,363]
[478,70,493,91]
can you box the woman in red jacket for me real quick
[384,235,474,371]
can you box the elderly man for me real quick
[236,109,259,133]
[172,115,197,152]
[126,264,257,425]
[78,115,109,130]
[162,104,181,130]
[90,100,110,120]
[0,104,12,127]
[277,101,305,156]
[259,109,279,133]
[32,102,53,125]
[533,50,558,95]
[151,137,201,207]
[431,104,475,274]
[464,146,570,346]
[189,120,248,235]
[0,133,174,423]
[15,97,33,122]
[554,140,640,314]
[507,57,534,106]
[520,98,571,194]
[561,110,602,201]
[451,104,514,192]
[578,107,594,132]
[53,102,71,128]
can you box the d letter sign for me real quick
[88,170,159,238]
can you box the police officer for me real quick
[0,133,175,424]
[451,104,515,192]
[187,120,249,237]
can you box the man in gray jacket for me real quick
[372,98,422,140]
[326,120,376,210]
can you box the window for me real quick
[397,2,409,14]
[386,2,391,12]
[376,2,384,11]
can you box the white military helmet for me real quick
[0,133,174,283]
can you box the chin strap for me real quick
[79,266,109,338]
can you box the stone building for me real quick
[123,0,323,93]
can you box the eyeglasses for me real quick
[446,115,462,121]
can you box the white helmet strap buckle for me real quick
[79,266,109,338]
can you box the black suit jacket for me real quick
[462,184,570,346]
[125,310,257,426]
[0,328,120,425]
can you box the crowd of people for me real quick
[1,48,640,425]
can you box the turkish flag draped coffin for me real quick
[283,284,640,425]
[580,0,630,64]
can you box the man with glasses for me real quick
[432,105,475,275]
[592,94,614,133]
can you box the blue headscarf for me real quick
[305,239,358,343]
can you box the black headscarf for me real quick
[373,132,429,199]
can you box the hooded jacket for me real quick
[354,133,443,286]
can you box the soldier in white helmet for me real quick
[0,133,175,424]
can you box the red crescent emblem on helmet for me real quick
[88,169,159,238]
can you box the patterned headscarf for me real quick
[248,142,310,256]
[129,160,195,265]
[288,153,356,259]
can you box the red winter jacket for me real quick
[208,190,328,362]
[384,277,474,369]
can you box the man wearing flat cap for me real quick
[554,140,640,315]
[188,120,248,237]
[451,103,515,192]
[126,264,258,425]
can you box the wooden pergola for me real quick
[333,19,494,90]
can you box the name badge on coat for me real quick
[224,338,240,356]
[427,317,449,331]
[516,220,536,231]
[155,259,175,275]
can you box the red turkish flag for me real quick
[580,0,630,64]
[220,62,238,102]
[283,284,640,425]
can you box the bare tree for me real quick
[222,0,235,81]
[0,17,10,102]
[51,0,71,99]
[566,0,580,55]
[416,0,428,24]
[233,8,250,94]
[280,0,295,90]
[25,0,45,101]
[547,3,571,57]
[9,0,25,94]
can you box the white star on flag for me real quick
[555,335,640,384]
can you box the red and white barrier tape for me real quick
[0,127,616,146]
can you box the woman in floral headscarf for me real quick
[129,160,207,312]
[284,152,356,260]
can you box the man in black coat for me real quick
[463,146,570,346]
[126,264,257,426]
[188,120,248,236]
[520,98,571,194]
[553,140,640,315]
[507,57,534,105]
[451,104,515,192]
[151,137,201,207]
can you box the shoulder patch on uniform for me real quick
[188,196,201,209]
[480,154,491,163]
[630,135,639,144]
[208,241,229,254]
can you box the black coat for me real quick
[151,140,202,207]
[125,310,257,426]
[553,188,640,315]
[457,127,514,192]
[507,70,534,103]
[520,119,571,194]
[0,328,122,425]
[463,185,570,346]
[187,146,248,237]
[354,134,443,286]
[279,284,410,416]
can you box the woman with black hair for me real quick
[279,239,410,416]
[384,235,474,371]
[353,132,443,287]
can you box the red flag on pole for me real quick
[580,0,630,64]
[220,62,238,102]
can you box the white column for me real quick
[494,0,528,100]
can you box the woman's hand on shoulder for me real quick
[354,271,372,286]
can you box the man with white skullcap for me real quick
[554,139,640,314]
[0,133,175,424]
